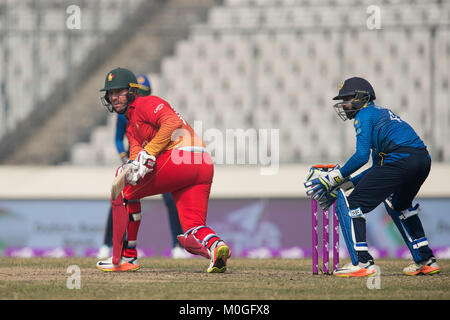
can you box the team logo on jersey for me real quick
[108,73,115,81]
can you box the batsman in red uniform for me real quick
[96,67,231,273]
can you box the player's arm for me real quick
[127,102,183,185]
[317,149,378,208]
[142,104,183,157]
[127,131,142,161]
[305,112,374,200]
[115,114,128,163]
[339,115,373,178]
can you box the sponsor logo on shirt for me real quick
[154,103,164,114]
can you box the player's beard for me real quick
[344,107,357,120]
[113,103,128,114]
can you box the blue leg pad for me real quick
[335,189,359,265]
[384,200,425,263]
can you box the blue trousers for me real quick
[345,147,433,263]
[348,147,431,213]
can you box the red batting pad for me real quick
[177,234,210,259]
[112,193,129,265]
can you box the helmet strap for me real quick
[126,87,137,104]
[347,91,370,119]
[351,91,370,109]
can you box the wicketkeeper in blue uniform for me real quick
[305,77,440,277]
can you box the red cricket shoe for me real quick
[403,257,440,276]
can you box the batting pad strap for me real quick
[202,233,219,247]
[384,200,424,263]
[176,233,210,259]
[184,226,218,249]
[400,203,421,220]
[412,237,428,249]
[129,212,142,222]
[355,242,369,251]
[126,240,137,249]
[183,227,196,236]
[185,226,207,237]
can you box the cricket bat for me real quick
[111,167,131,200]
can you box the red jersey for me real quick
[125,95,205,160]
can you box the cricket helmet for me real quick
[333,77,376,121]
[100,67,139,92]
[333,77,376,101]
[100,67,140,113]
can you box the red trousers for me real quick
[120,150,219,255]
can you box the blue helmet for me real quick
[333,77,375,121]
[333,77,376,101]
[136,74,152,96]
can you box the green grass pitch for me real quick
[0,257,448,300]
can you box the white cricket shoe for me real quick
[333,261,377,277]
[96,256,141,272]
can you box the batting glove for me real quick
[128,150,156,185]
[115,161,136,177]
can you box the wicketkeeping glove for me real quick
[318,186,339,210]
[319,178,356,210]
[304,166,345,201]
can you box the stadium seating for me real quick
[0,0,144,142]
[3,0,448,165]
[71,0,450,165]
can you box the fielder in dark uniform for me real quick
[305,77,440,277]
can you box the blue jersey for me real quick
[340,102,426,179]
